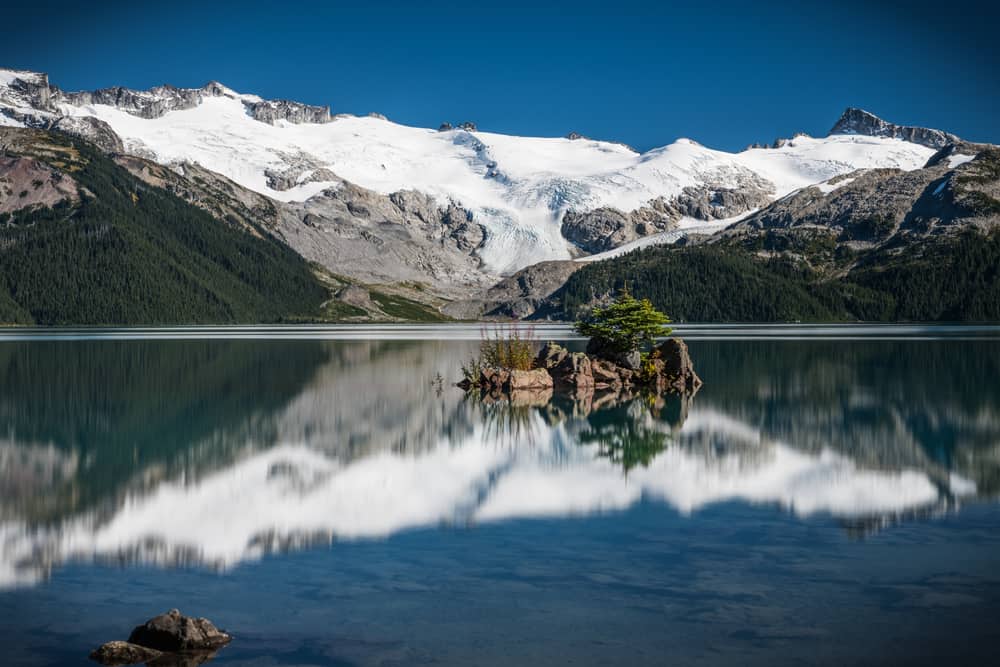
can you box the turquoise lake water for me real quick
[0,325,998,665]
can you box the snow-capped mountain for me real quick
[0,69,937,275]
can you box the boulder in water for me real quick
[126,609,231,653]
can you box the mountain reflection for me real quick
[0,336,998,587]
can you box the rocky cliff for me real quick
[830,107,960,149]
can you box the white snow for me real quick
[0,113,24,128]
[933,178,950,197]
[0,69,44,86]
[815,176,856,194]
[1,72,937,273]
[948,153,975,168]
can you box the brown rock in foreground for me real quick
[89,641,162,665]
[90,610,231,665]
[127,609,232,653]
[507,368,554,391]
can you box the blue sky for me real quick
[3,0,997,152]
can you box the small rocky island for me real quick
[459,289,701,398]
[90,609,231,666]
[460,337,701,396]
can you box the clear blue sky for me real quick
[3,0,997,152]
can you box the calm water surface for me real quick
[0,325,999,665]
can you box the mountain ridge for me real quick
[0,68,939,279]
[2,66,997,324]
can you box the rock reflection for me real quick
[0,336,997,587]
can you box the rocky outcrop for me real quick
[460,339,700,398]
[586,337,641,371]
[561,178,773,254]
[127,609,231,652]
[277,181,492,296]
[463,367,554,393]
[0,155,80,214]
[721,146,1000,249]
[830,107,960,150]
[655,338,702,393]
[1,70,332,127]
[264,165,338,191]
[50,116,125,153]
[246,98,331,125]
[443,260,581,319]
[551,352,595,389]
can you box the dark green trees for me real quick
[574,287,673,355]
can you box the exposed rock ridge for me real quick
[830,107,960,149]
[561,178,774,254]
[1,69,332,125]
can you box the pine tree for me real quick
[574,286,673,355]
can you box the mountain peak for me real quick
[829,107,959,149]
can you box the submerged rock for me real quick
[89,641,162,665]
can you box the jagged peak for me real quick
[0,67,332,126]
[829,107,960,149]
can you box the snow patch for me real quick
[815,176,856,194]
[0,113,24,128]
[948,153,975,168]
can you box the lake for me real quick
[1,325,999,665]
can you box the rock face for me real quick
[443,260,582,320]
[276,180,492,296]
[721,148,1000,248]
[550,352,594,389]
[0,71,332,127]
[507,368,555,391]
[586,337,641,371]
[0,155,80,214]
[246,98,331,125]
[50,116,125,153]
[89,641,162,665]
[655,338,703,393]
[561,176,774,254]
[127,609,231,653]
[471,367,553,393]
[830,107,960,150]
[535,341,569,369]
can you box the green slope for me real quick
[554,230,1000,322]
[0,129,328,325]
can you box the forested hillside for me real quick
[0,129,328,324]
[553,230,1000,322]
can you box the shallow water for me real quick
[0,326,998,665]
